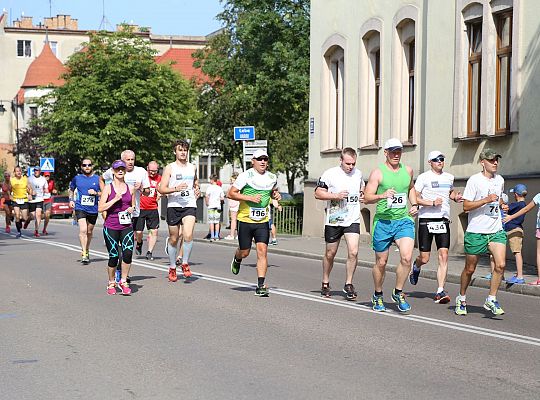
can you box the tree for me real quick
[194,0,310,192]
[35,28,200,189]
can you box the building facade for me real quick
[305,0,540,263]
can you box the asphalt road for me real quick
[1,220,540,399]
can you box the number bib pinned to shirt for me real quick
[149,188,156,197]
[387,193,407,208]
[118,211,132,225]
[427,221,447,234]
[81,195,95,206]
[484,202,500,218]
[15,198,26,205]
[249,207,267,221]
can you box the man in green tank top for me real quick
[364,138,418,312]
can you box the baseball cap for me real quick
[252,149,268,159]
[509,184,527,195]
[427,150,444,162]
[383,138,403,151]
[479,148,502,160]
[44,172,51,176]
[34,166,41,170]
[111,159,127,169]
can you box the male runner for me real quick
[11,166,32,238]
[228,149,281,296]
[409,150,463,303]
[364,138,418,312]
[42,172,57,235]
[205,174,224,241]
[69,158,101,265]
[1,171,13,233]
[456,148,507,316]
[28,167,48,237]
[158,139,199,282]
[314,147,365,300]
[135,160,161,260]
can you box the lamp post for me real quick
[0,99,20,165]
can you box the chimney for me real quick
[21,16,33,28]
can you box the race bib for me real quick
[178,189,192,198]
[15,198,25,205]
[43,193,51,200]
[81,195,95,206]
[427,221,447,234]
[249,207,267,221]
[347,193,360,204]
[149,187,156,197]
[484,202,500,218]
[387,193,407,208]
[118,211,132,225]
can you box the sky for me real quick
[1,0,225,36]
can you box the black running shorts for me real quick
[167,207,197,226]
[135,209,160,231]
[75,210,98,225]
[417,218,450,252]
[238,221,270,250]
[28,201,44,212]
[324,223,360,243]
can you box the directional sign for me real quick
[242,140,268,170]
[27,167,36,177]
[40,157,55,173]
[234,126,255,141]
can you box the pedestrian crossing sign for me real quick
[40,157,55,172]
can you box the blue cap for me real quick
[509,184,527,195]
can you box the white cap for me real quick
[427,150,444,162]
[252,149,268,159]
[383,138,403,150]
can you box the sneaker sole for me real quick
[254,291,269,297]
[483,304,504,315]
[435,296,450,304]
[391,296,411,312]
[342,289,357,301]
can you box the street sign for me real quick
[40,157,55,172]
[27,167,36,177]
[242,140,268,170]
[234,126,255,141]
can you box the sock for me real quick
[257,276,265,287]
[458,294,466,302]
[394,288,402,295]
[183,241,193,264]
[487,295,497,302]
[374,291,383,297]
[16,221,22,232]
[234,256,242,264]
[167,242,177,268]
[437,287,444,294]
[137,241,143,247]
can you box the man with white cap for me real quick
[409,150,463,304]
[364,138,418,312]
[227,148,281,296]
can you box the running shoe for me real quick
[506,275,525,284]
[483,298,504,315]
[255,285,269,297]
[270,239,278,246]
[455,297,467,315]
[321,283,331,298]
[107,282,117,295]
[5,225,11,233]
[81,253,90,265]
[15,232,22,238]
[146,251,154,261]
[33,230,40,238]
[409,261,420,285]
[135,242,143,256]
[175,257,183,267]
[230,256,241,275]
[168,268,178,282]
[42,229,48,235]
[482,273,492,280]
[224,235,234,240]
[164,236,170,255]
[117,280,132,295]
[181,263,192,278]
[391,289,411,312]
[434,290,451,304]
[371,294,386,312]
[343,283,357,301]
[23,219,30,229]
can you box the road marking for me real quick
[7,233,540,347]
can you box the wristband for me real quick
[412,204,419,209]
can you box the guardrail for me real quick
[273,206,302,235]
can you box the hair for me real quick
[147,160,158,168]
[173,139,190,151]
[121,149,135,160]
[340,147,357,159]
[231,172,239,179]
[14,166,22,172]
[210,173,219,182]
[81,157,92,164]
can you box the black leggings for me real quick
[103,227,134,268]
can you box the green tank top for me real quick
[374,163,412,221]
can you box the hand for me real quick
[501,203,509,212]
[334,190,349,200]
[433,197,443,207]
[359,191,365,204]
[53,189,58,195]
[175,183,188,192]
[251,194,262,203]
[277,205,283,212]
[126,207,134,214]
[88,189,97,195]
[382,188,397,199]
[133,181,142,190]
[272,191,281,201]
[409,205,419,216]
[485,193,499,203]
[114,192,123,202]
[454,192,464,203]
[194,187,201,197]
[69,201,75,209]
[503,214,513,223]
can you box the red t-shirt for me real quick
[44,180,55,203]
[140,174,161,210]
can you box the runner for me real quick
[28,167,49,237]
[158,139,200,282]
[228,149,281,296]
[205,173,224,241]
[1,171,13,233]
[10,166,32,238]
[455,148,507,316]
[69,158,101,265]
[135,161,161,260]
[314,147,365,300]
[42,172,57,235]
[98,160,134,295]
[409,150,463,304]
[363,138,418,312]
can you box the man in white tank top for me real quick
[158,139,200,282]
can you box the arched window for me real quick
[322,44,345,150]
[360,29,382,147]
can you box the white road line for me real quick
[7,233,540,347]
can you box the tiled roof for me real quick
[21,42,66,88]
[155,48,207,82]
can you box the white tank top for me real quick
[167,162,197,208]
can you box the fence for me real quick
[273,205,302,235]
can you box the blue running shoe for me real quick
[455,296,467,315]
[484,298,504,316]
[482,273,492,280]
[409,261,420,285]
[371,294,386,312]
[391,289,411,312]
[506,276,525,284]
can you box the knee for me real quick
[183,234,193,242]
[375,258,387,269]
[493,262,505,273]
[400,254,412,266]
[348,249,358,259]
[419,254,430,264]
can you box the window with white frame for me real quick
[467,18,482,136]
[360,30,382,147]
[495,10,512,133]
[17,40,32,57]
[45,40,58,57]
[322,46,345,150]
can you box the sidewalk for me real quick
[191,223,540,297]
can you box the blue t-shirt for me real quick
[69,174,100,213]
[505,201,526,231]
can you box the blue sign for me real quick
[40,157,55,172]
[234,126,255,141]
[27,167,36,177]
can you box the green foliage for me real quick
[193,0,309,191]
[35,28,200,188]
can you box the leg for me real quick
[34,208,43,232]
[215,222,221,238]
[86,223,95,253]
[343,233,359,284]
[209,223,215,238]
[460,254,479,296]
[373,251,389,292]
[514,252,523,278]
[230,211,237,237]
[148,229,158,252]
[181,215,196,264]
[167,224,181,268]
[120,228,134,280]
[436,248,449,289]
[255,241,269,279]
[43,207,51,232]
[415,251,431,269]
[322,240,340,283]
[394,237,414,291]
[78,218,89,254]
[488,242,506,296]
[536,238,540,281]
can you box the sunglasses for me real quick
[254,157,269,162]
[148,169,158,173]
[81,163,93,167]
[431,157,445,163]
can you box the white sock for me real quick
[487,295,497,302]
[457,294,466,302]
[167,242,177,268]
[437,287,444,294]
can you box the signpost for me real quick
[234,126,255,141]
[40,157,55,173]
[242,140,268,171]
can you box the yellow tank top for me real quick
[11,176,29,201]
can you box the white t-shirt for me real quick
[463,172,505,234]
[166,162,197,208]
[29,176,48,203]
[415,170,454,219]
[103,166,150,217]
[317,166,365,227]
[206,184,224,209]
[532,193,540,229]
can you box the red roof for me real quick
[21,42,66,88]
[155,48,207,83]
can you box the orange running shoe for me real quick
[168,268,178,282]
[181,263,192,278]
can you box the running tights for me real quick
[103,227,134,267]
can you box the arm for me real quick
[193,169,200,198]
[406,167,419,216]
[363,169,393,204]
[414,190,439,207]
[463,193,499,212]
[205,192,210,206]
[449,189,463,203]
[503,200,536,222]
[157,165,180,195]
[98,185,122,212]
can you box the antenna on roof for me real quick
[169,36,173,48]
[99,0,113,30]
[49,0,52,17]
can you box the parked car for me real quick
[279,192,294,202]
[50,195,73,218]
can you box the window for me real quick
[45,41,58,57]
[197,155,221,181]
[495,11,512,133]
[373,49,381,146]
[29,106,38,120]
[467,19,482,136]
[210,156,221,178]
[17,40,32,57]
[198,156,209,181]
[323,46,345,150]
[407,40,415,143]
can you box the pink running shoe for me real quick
[118,280,132,295]
[107,282,117,295]
[181,263,192,278]
[5,226,10,233]
[34,230,40,238]
[42,229,48,235]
